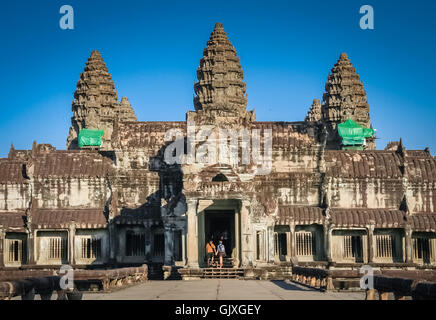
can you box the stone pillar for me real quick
[285,230,292,262]
[108,222,118,264]
[0,227,4,267]
[368,225,374,263]
[186,199,199,268]
[197,211,205,267]
[68,224,76,266]
[234,210,240,267]
[27,229,36,265]
[405,225,413,263]
[324,225,332,262]
[267,226,275,263]
[366,289,376,300]
[164,225,174,266]
[290,223,296,259]
[144,222,152,263]
[181,230,187,264]
[240,200,252,267]
[273,232,279,264]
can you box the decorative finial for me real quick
[214,22,224,29]
[91,50,101,57]
[8,143,15,159]
[396,138,407,161]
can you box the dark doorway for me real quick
[414,238,431,264]
[205,210,234,257]
[275,233,287,261]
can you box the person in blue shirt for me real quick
[217,240,226,268]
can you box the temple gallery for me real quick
[0,23,435,281]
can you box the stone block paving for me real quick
[83,280,365,300]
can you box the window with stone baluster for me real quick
[7,239,22,263]
[295,231,316,257]
[412,233,436,264]
[375,235,394,259]
[48,237,67,260]
[126,231,145,257]
[81,237,101,260]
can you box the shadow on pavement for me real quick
[270,280,314,291]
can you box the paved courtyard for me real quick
[83,280,365,300]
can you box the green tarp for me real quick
[338,119,374,147]
[78,129,104,148]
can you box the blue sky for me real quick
[0,0,435,157]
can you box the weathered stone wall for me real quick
[74,229,109,265]
[325,178,404,209]
[0,183,31,211]
[32,177,108,209]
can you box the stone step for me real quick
[201,268,244,279]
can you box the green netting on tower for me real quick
[78,129,104,148]
[338,119,374,149]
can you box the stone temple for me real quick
[1,23,435,279]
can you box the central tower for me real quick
[187,23,255,126]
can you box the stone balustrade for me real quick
[368,275,436,300]
[291,265,436,299]
[0,265,148,300]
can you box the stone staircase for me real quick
[148,263,182,280]
[208,257,234,268]
[202,258,244,279]
[202,268,245,279]
[148,263,164,280]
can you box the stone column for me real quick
[267,226,275,263]
[68,224,76,266]
[324,224,332,262]
[182,230,187,264]
[144,222,152,263]
[186,199,199,268]
[234,210,240,267]
[27,229,35,265]
[368,225,374,263]
[240,200,253,267]
[164,225,174,266]
[0,227,4,267]
[289,223,296,260]
[273,232,279,264]
[108,222,118,264]
[405,225,413,263]
[285,231,292,261]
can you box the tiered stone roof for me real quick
[329,208,407,228]
[0,159,27,183]
[188,23,255,126]
[29,150,113,178]
[316,53,375,149]
[324,150,403,179]
[322,53,371,128]
[119,97,137,122]
[0,211,27,232]
[31,208,107,229]
[305,99,322,122]
[66,50,137,150]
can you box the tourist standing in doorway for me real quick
[206,240,216,267]
[217,240,226,268]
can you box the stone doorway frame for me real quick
[186,199,241,268]
[202,210,235,266]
